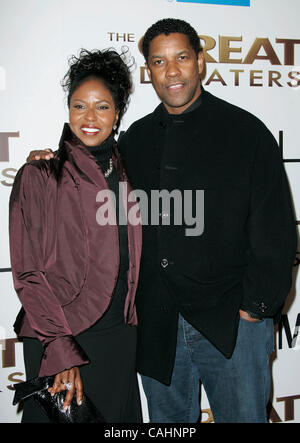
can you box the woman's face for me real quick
[69,77,119,147]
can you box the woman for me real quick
[9,49,142,423]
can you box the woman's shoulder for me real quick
[14,155,60,192]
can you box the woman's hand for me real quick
[48,366,83,410]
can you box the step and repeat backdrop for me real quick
[0,0,299,423]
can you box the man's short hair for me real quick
[142,18,202,62]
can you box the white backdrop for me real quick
[0,0,299,423]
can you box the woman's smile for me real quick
[69,78,118,147]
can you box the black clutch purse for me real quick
[13,376,106,423]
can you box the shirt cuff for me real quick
[39,335,90,377]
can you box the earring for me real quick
[113,124,117,130]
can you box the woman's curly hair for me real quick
[61,48,134,134]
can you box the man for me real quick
[28,19,297,423]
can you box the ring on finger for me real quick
[64,382,73,390]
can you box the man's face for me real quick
[146,33,204,114]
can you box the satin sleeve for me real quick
[9,163,89,376]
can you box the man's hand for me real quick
[26,149,54,163]
[239,309,260,323]
[48,366,83,410]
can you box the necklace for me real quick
[104,158,113,178]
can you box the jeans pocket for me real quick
[239,317,264,324]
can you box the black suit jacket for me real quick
[119,89,297,385]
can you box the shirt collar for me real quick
[161,85,203,117]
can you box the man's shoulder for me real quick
[205,90,265,129]
[206,91,279,159]
[118,106,162,154]
[126,105,161,134]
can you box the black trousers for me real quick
[21,324,142,423]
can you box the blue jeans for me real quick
[141,314,274,423]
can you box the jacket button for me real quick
[161,258,169,268]
[160,305,168,313]
[258,302,268,313]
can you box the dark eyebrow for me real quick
[150,49,190,60]
[71,98,112,105]
[150,54,164,60]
